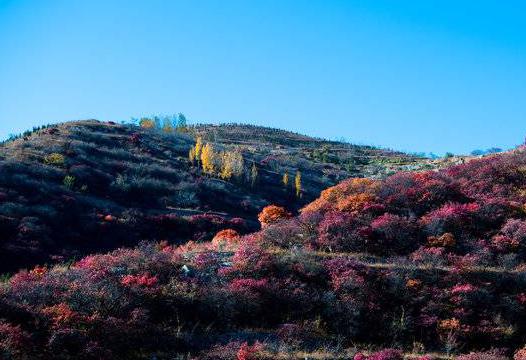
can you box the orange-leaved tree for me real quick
[301,177,379,214]
[258,205,291,227]
[212,229,241,248]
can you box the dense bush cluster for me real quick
[3,234,526,358]
[279,149,526,267]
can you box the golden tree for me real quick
[220,151,234,179]
[232,151,244,178]
[201,143,216,175]
[282,173,289,187]
[295,171,302,197]
[189,147,196,165]
[194,137,203,163]
[220,149,244,180]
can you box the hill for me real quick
[1,143,526,359]
[0,120,429,272]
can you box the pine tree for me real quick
[175,113,187,133]
[295,170,302,197]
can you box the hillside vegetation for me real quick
[2,138,526,359]
[0,120,429,272]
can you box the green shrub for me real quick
[63,175,76,189]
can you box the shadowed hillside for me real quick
[0,120,429,272]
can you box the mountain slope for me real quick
[0,120,428,272]
[1,145,526,359]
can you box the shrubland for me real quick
[2,138,526,358]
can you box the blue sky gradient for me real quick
[0,0,524,154]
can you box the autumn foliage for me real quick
[302,178,379,213]
[257,205,291,226]
[212,228,241,248]
[6,127,526,357]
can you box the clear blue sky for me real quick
[0,0,524,154]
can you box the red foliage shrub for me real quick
[317,211,368,252]
[229,278,269,300]
[42,303,78,328]
[121,273,158,287]
[370,213,420,254]
[492,234,520,253]
[325,258,366,292]
[192,251,222,270]
[103,214,116,222]
[6,149,526,358]
[379,171,463,215]
[228,242,273,275]
[500,219,526,253]
[30,265,47,277]
[515,346,526,360]
[237,341,264,360]
[0,321,32,357]
[355,349,403,360]
[410,246,446,265]
[450,283,478,295]
[421,202,480,237]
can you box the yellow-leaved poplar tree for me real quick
[231,149,244,178]
[282,173,289,187]
[189,147,196,165]
[194,137,203,163]
[220,151,234,179]
[201,143,216,175]
[220,149,244,180]
[295,171,302,197]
